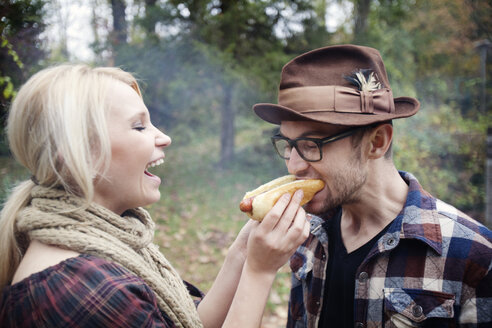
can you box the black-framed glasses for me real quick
[271,126,366,162]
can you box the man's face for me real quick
[279,121,368,215]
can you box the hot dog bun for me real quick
[240,175,324,221]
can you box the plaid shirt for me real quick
[287,171,492,328]
[0,254,202,327]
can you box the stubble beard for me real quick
[314,146,367,215]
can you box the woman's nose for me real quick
[155,128,171,148]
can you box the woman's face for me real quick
[93,81,171,215]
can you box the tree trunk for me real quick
[217,0,236,169]
[144,0,158,38]
[53,0,69,58]
[315,0,327,30]
[219,83,234,169]
[486,127,492,228]
[353,0,371,42]
[110,0,127,45]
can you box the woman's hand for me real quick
[245,189,310,274]
[227,219,255,264]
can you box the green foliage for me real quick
[0,0,47,155]
[394,105,489,221]
[0,0,46,82]
[347,0,488,220]
[0,35,22,155]
[0,0,488,226]
[0,75,14,100]
[0,35,23,99]
[109,0,489,219]
[0,36,23,69]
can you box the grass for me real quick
[0,133,293,327]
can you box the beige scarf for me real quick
[15,185,203,328]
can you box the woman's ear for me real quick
[368,124,393,159]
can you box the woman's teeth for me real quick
[146,158,164,170]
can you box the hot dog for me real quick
[239,175,324,221]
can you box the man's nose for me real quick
[286,147,309,175]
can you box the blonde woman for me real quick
[0,65,310,328]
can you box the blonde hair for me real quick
[0,64,142,288]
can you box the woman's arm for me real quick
[198,190,309,328]
[196,221,252,328]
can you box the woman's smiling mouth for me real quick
[145,158,165,177]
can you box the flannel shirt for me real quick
[287,171,492,328]
[0,254,202,327]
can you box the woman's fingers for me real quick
[274,189,304,233]
[260,189,305,238]
[256,190,308,248]
[284,206,309,247]
[258,192,292,231]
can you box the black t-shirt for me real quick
[318,210,390,327]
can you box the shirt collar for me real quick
[391,171,443,255]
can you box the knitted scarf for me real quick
[15,185,203,328]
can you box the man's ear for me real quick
[368,124,393,159]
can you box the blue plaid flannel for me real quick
[287,171,492,327]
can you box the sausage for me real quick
[239,197,254,212]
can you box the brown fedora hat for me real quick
[253,44,420,126]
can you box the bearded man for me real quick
[252,44,492,328]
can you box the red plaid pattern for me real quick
[1,254,201,327]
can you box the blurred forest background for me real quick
[1,0,491,326]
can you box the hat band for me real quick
[278,86,395,115]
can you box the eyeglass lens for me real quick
[274,138,321,161]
